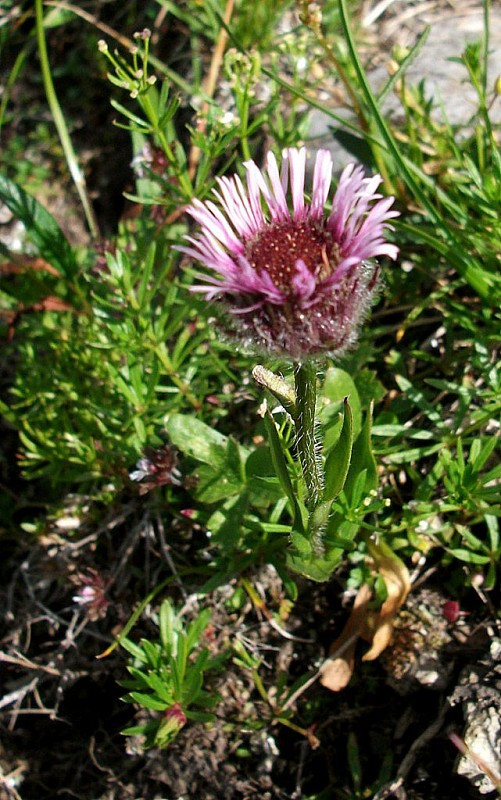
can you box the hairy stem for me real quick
[293,361,322,509]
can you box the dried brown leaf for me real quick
[362,540,411,662]
[320,583,372,691]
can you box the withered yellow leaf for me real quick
[320,543,411,690]
[362,540,411,661]
[320,584,372,691]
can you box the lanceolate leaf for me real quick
[263,410,305,534]
[323,398,354,503]
[128,691,168,711]
[343,402,378,504]
[165,414,230,469]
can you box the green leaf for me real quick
[195,463,243,503]
[287,545,343,582]
[166,415,248,501]
[226,436,245,480]
[168,653,182,697]
[355,369,387,407]
[182,651,210,703]
[181,668,204,703]
[376,26,431,104]
[383,444,443,465]
[246,446,284,506]
[185,709,216,723]
[289,530,312,557]
[371,424,436,440]
[447,548,490,565]
[120,724,150,736]
[110,98,150,127]
[186,609,212,652]
[120,636,148,662]
[206,493,248,546]
[263,411,305,533]
[470,435,499,473]
[142,671,173,703]
[129,692,168,711]
[125,666,151,688]
[140,639,162,669]
[175,635,188,683]
[394,375,444,429]
[323,398,354,502]
[0,173,78,279]
[343,403,378,504]
[159,600,176,654]
[455,525,487,552]
[165,414,229,468]
[137,242,156,306]
[321,367,361,438]
[486,514,499,553]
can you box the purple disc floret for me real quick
[178,147,399,359]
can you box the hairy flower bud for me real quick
[178,148,399,360]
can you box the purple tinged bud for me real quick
[164,703,187,726]
[155,703,187,748]
[178,148,399,360]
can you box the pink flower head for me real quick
[72,569,110,621]
[129,445,181,495]
[179,148,399,359]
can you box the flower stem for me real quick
[293,362,322,509]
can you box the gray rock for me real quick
[450,638,501,794]
[308,8,501,170]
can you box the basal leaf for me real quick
[165,414,229,469]
[195,462,243,503]
[206,493,248,546]
[287,545,344,582]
